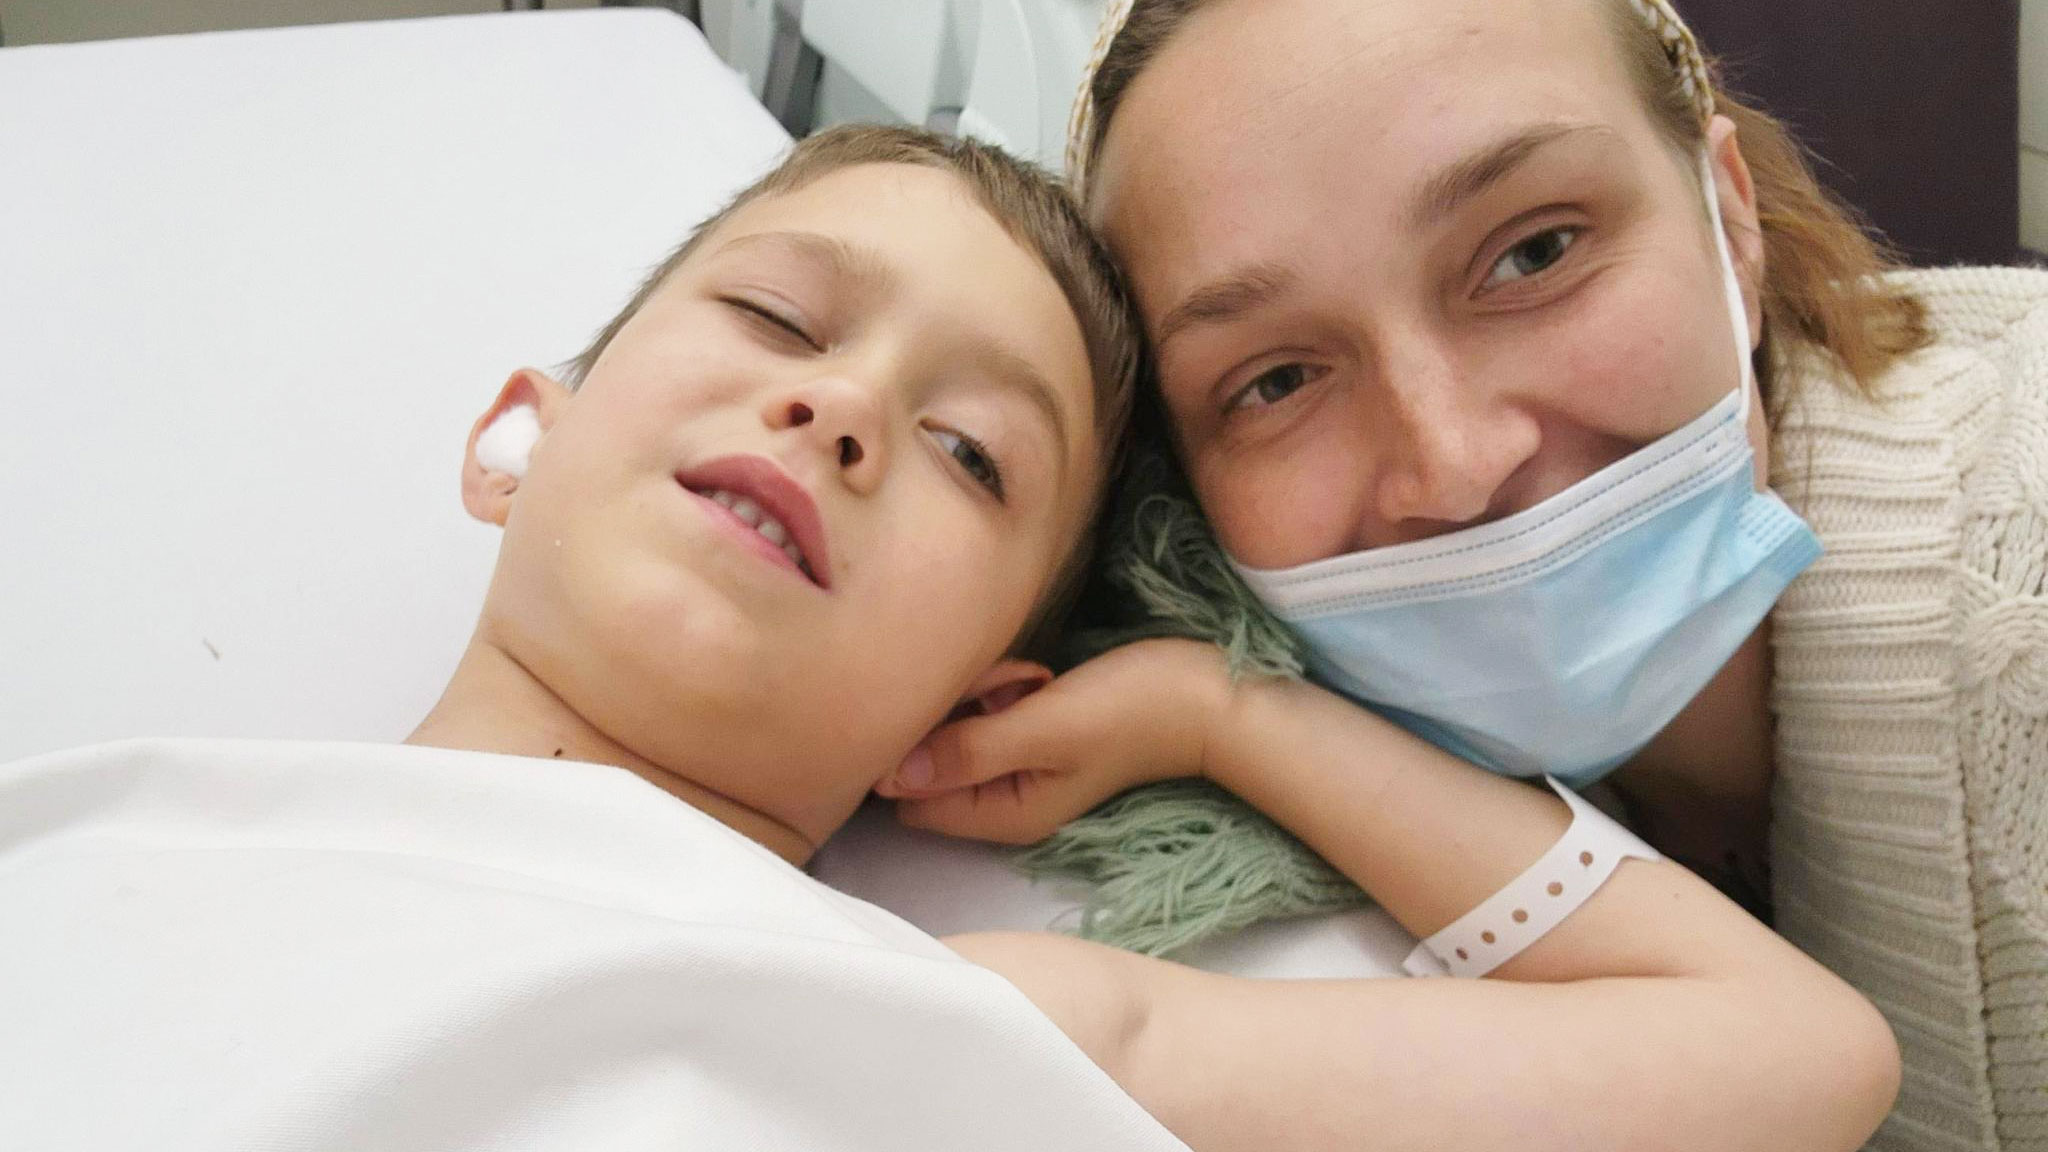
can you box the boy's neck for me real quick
[407,638,816,865]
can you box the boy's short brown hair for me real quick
[564,124,1143,662]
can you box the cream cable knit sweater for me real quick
[1769,266,2048,1152]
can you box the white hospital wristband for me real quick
[1402,776,1661,979]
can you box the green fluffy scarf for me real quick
[1017,430,1370,956]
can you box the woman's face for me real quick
[1090,0,1766,568]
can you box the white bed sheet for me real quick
[813,800,1414,979]
[0,738,1192,1151]
[0,10,1411,980]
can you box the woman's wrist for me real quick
[1147,638,1236,786]
[1202,670,1335,796]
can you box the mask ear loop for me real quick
[1699,148,1759,425]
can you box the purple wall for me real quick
[1679,0,2022,266]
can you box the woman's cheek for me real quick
[1558,266,1736,436]
[1194,436,1361,569]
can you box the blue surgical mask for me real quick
[1232,155,1821,788]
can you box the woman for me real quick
[883,1,2046,1148]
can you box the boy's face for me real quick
[474,164,1100,852]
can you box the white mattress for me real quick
[0,10,1409,979]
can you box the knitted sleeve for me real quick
[1767,265,2048,1152]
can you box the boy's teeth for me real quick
[698,487,809,579]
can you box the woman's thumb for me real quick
[894,763,1096,846]
[891,700,1053,796]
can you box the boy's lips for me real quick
[675,455,832,589]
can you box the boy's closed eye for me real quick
[722,294,822,352]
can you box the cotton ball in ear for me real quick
[476,405,541,479]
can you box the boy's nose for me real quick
[783,401,864,467]
[769,376,888,492]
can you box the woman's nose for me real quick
[1372,354,1541,535]
[764,374,889,492]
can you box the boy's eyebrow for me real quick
[963,335,1072,475]
[711,229,899,292]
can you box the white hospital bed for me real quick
[0,8,1408,980]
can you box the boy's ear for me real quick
[462,368,571,526]
[946,659,1055,723]
[885,660,1054,793]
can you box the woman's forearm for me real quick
[1210,672,1776,983]
[1104,671,1905,1152]
[1124,955,1898,1152]
[959,915,1896,1152]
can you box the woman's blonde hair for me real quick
[1075,0,1933,414]
[1598,2,1931,410]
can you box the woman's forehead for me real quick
[1091,0,1646,281]
[1107,0,1628,169]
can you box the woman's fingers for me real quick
[895,767,1101,845]
[883,687,1115,843]
[885,686,1082,797]
[878,639,1232,841]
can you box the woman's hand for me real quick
[874,638,1235,844]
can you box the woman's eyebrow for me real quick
[1407,121,1619,229]
[1155,262,1298,355]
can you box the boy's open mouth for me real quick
[675,456,831,589]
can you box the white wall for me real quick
[696,0,1104,170]
[2024,0,2048,252]
[14,0,2034,251]
[0,0,552,45]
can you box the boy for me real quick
[0,125,1176,1151]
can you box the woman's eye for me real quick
[930,427,1006,502]
[1482,227,1579,289]
[1227,363,1315,413]
[724,297,818,350]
